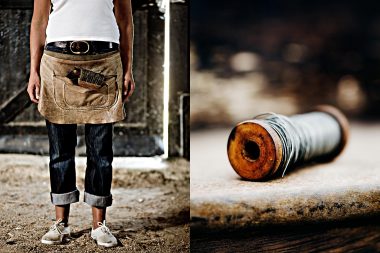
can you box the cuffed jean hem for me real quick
[51,189,80,205]
[84,192,113,207]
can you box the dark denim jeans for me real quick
[46,119,114,207]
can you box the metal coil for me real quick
[227,105,349,180]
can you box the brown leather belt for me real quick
[45,41,119,55]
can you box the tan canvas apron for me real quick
[38,50,126,124]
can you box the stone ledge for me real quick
[190,123,380,229]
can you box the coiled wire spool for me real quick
[227,105,349,180]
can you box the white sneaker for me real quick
[41,219,71,245]
[90,220,117,247]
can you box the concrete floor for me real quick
[191,122,380,229]
[0,155,189,253]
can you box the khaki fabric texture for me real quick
[38,50,126,124]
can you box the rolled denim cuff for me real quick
[84,192,113,207]
[50,189,80,205]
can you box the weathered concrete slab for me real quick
[190,122,380,229]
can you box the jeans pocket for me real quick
[53,74,118,109]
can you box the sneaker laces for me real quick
[49,218,65,234]
[97,220,112,235]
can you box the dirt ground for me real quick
[0,155,189,253]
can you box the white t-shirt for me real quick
[46,0,120,44]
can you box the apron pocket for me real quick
[53,74,118,110]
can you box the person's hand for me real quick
[27,72,41,103]
[122,71,135,102]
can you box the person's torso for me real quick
[46,0,120,44]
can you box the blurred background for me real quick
[191,0,380,129]
[190,2,380,250]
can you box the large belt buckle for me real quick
[69,40,90,54]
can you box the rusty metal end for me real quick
[227,120,283,180]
